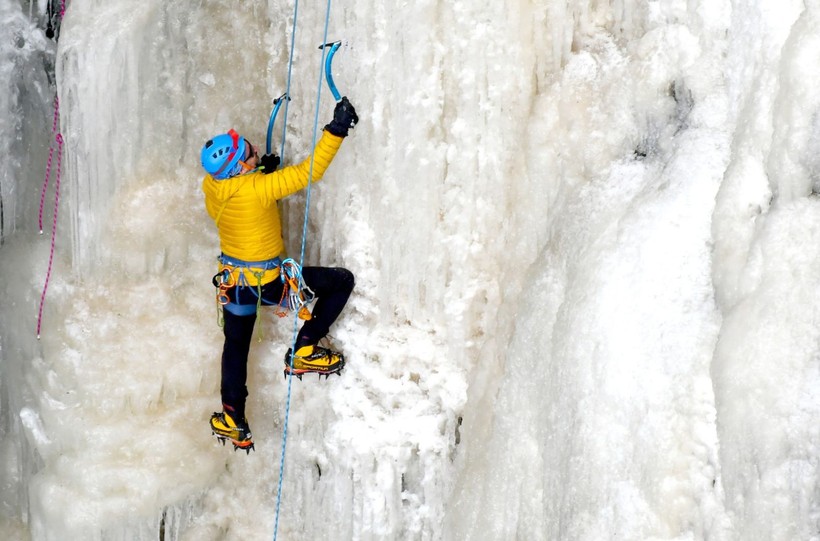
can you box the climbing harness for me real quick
[214,254,276,316]
[211,254,313,320]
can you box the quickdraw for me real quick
[275,259,314,320]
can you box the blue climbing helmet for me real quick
[201,129,250,179]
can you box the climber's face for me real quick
[240,141,259,171]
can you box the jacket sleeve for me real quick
[254,131,344,206]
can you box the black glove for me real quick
[260,153,280,171]
[324,96,359,138]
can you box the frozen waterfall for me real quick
[1,0,818,540]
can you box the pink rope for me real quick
[37,0,68,338]
[36,133,64,339]
[39,95,60,233]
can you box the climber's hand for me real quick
[324,97,358,137]
[260,153,281,171]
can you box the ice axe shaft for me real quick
[319,41,343,102]
[266,92,290,156]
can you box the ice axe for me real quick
[265,92,290,157]
[265,41,344,158]
[319,40,343,102]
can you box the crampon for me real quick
[283,344,345,380]
[210,411,254,454]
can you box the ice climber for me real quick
[200,97,359,452]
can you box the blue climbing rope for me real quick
[272,1,336,540]
[264,0,301,159]
[277,0,301,162]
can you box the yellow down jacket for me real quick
[202,131,343,285]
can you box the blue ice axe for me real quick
[319,40,343,102]
[265,92,291,157]
[265,42,343,157]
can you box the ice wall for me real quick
[446,0,820,539]
[0,0,818,540]
[446,1,734,539]
[0,0,53,243]
[0,0,57,536]
[711,1,820,539]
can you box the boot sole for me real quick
[283,362,345,380]
[283,351,345,380]
[212,432,255,453]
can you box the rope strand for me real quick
[278,0,301,162]
[37,1,68,338]
[37,133,64,339]
[272,2,335,539]
[39,95,60,234]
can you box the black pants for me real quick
[220,266,354,420]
